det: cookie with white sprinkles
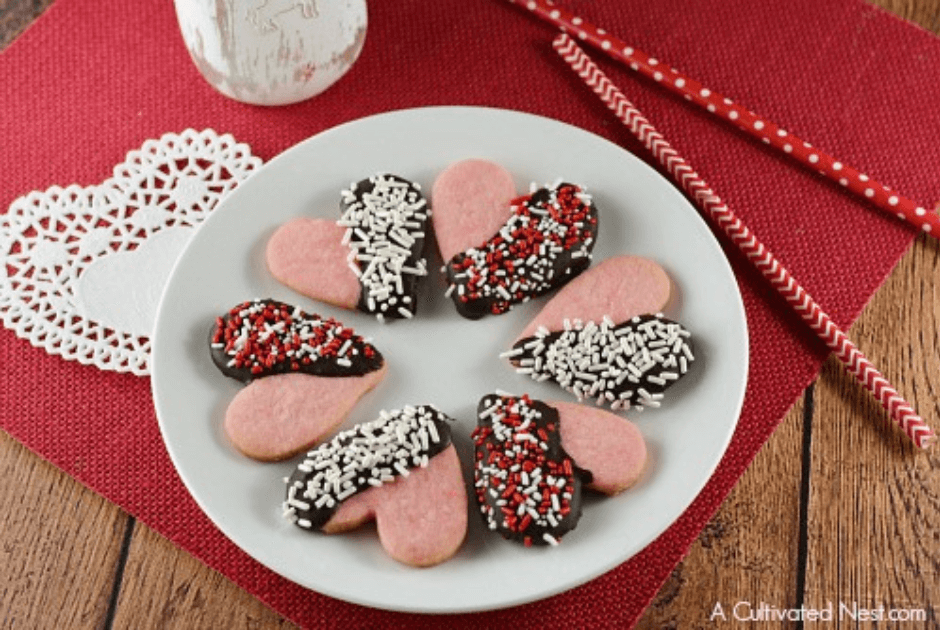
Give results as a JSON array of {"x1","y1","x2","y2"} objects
[
  {"x1": 444, "y1": 181, "x2": 598, "y2": 319},
  {"x1": 506, "y1": 314, "x2": 695, "y2": 411},
  {"x1": 265, "y1": 173, "x2": 431, "y2": 322},
  {"x1": 209, "y1": 299, "x2": 387, "y2": 461},
  {"x1": 284, "y1": 405, "x2": 467, "y2": 567}
]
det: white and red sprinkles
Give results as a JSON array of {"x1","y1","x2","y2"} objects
[
  {"x1": 210, "y1": 299, "x2": 378, "y2": 381},
  {"x1": 283, "y1": 405, "x2": 451, "y2": 531},
  {"x1": 471, "y1": 393, "x2": 582, "y2": 547},
  {"x1": 445, "y1": 181, "x2": 597, "y2": 318},
  {"x1": 504, "y1": 314, "x2": 694, "y2": 411},
  {"x1": 339, "y1": 174, "x2": 430, "y2": 322}
]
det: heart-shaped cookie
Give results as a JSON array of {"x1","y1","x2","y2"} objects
[
  {"x1": 506, "y1": 256, "x2": 695, "y2": 410},
  {"x1": 437, "y1": 164, "x2": 599, "y2": 319},
  {"x1": 267, "y1": 173, "x2": 431, "y2": 322},
  {"x1": 0, "y1": 129, "x2": 261, "y2": 375},
  {"x1": 284, "y1": 405, "x2": 467, "y2": 567},
  {"x1": 471, "y1": 393, "x2": 646, "y2": 547},
  {"x1": 552, "y1": 400, "x2": 647, "y2": 495},
  {"x1": 210, "y1": 299, "x2": 386, "y2": 461},
  {"x1": 266, "y1": 219, "x2": 360, "y2": 310}
]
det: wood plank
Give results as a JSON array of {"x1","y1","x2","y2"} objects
[
  {"x1": 0, "y1": 429, "x2": 127, "y2": 629},
  {"x1": 636, "y1": 397, "x2": 806, "y2": 628},
  {"x1": 111, "y1": 522, "x2": 298, "y2": 630},
  {"x1": 0, "y1": 0, "x2": 55, "y2": 49},
  {"x1": 804, "y1": 237, "x2": 940, "y2": 626},
  {"x1": 874, "y1": 0, "x2": 940, "y2": 33}
]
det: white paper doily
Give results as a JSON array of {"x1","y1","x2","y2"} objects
[{"x1": 0, "y1": 129, "x2": 263, "y2": 376}]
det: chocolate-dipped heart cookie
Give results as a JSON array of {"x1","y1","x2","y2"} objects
[
  {"x1": 210, "y1": 298, "x2": 386, "y2": 461},
  {"x1": 505, "y1": 255, "x2": 695, "y2": 410},
  {"x1": 284, "y1": 404, "x2": 467, "y2": 567},
  {"x1": 267, "y1": 173, "x2": 431, "y2": 322},
  {"x1": 471, "y1": 393, "x2": 647, "y2": 547},
  {"x1": 440, "y1": 175, "x2": 598, "y2": 319}
]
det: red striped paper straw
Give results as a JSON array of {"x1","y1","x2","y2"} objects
[
  {"x1": 553, "y1": 33, "x2": 935, "y2": 449},
  {"x1": 507, "y1": 0, "x2": 940, "y2": 237}
]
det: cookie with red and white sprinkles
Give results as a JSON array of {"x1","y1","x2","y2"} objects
[
  {"x1": 471, "y1": 393, "x2": 588, "y2": 546},
  {"x1": 472, "y1": 393, "x2": 649, "y2": 547},
  {"x1": 284, "y1": 405, "x2": 467, "y2": 567},
  {"x1": 505, "y1": 314, "x2": 694, "y2": 411},
  {"x1": 210, "y1": 298, "x2": 383, "y2": 383},
  {"x1": 444, "y1": 181, "x2": 598, "y2": 319},
  {"x1": 339, "y1": 173, "x2": 431, "y2": 321},
  {"x1": 209, "y1": 299, "x2": 387, "y2": 462}
]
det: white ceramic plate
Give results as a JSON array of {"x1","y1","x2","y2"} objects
[{"x1": 151, "y1": 107, "x2": 748, "y2": 613}]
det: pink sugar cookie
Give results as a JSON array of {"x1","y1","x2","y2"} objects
[
  {"x1": 506, "y1": 257, "x2": 695, "y2": 411},
  {"x1": 210, "y1": 299, "x2": 387, "y2": 461},
  {"x1": 267, "y1": 174, "x2": 431, "y2": 321},
  {"x1": 553, "y1": 400, "x2": 647, "y2": 495},
  {"x1": 324, "y1": 445, "x2": 467, "y2": 567},
  {"x1": 431, "y1": 158, "x2": 516, "y2": 262},
  {"x1": 442, "y1": 181, "x2": 598, "y2": 319},
  {"x1": 516, "y1": 255, "x2": 672, "y2": 340},
  {"x1": 266, "y1": 218, "x2": 360, "y2": 310},
  {"x1": 472, "y1": 393, "x2": 645, "y2": 546},
  {"x1": 224, "y1": 368, "x2": 386, "y2": 461}
]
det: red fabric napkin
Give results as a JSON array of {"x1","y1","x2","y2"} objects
[{"x1": 3, "y1": 0, "x2": 940, "y2": 627}]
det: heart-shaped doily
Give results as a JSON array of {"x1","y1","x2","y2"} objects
[{"x1": 0, "y1": 129, "x2": 262, "y2": 375}]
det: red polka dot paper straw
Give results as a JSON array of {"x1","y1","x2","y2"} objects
[
  {"x1": 507, "y1": 0, "x2": 940, "y2": 237},
  {"x1": 553, "y1": 34, "x2": 935, "y2": 449}
]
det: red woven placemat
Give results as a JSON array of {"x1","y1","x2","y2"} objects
[{"x1": 2, "y1": 1, "x2": 939, "y2": 627}]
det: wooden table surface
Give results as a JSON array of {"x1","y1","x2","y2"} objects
[{"x1": 2, "y1": 1, "x2": 939, "y2": 628}]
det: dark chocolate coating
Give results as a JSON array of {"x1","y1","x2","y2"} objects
[
  {"x1": 510, "y1": 314, "x2": 694, "y2": 407},
  {"x1": 342, "y1": 174, "x2": 430, "y2": 320},
  {"x1": 209, "y1": 298, "x2": 384, "y2": 384}
]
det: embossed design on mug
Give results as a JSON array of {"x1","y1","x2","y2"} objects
[{"x1": 248, "y1": 0, "x2": 319, "y2": 33}]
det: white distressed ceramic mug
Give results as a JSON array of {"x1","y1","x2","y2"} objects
[{"x1": 173, "y1": 0, "x2": 367, "y2": 106}]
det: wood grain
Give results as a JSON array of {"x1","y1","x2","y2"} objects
[
  {"x1": 0, "y1": 429, "x2": 126, "y2": 630},
  {"x1": 636, "y1": 398, "x2": 807, "y2": 629},
  {"x1": 112, "y1": 523, "x2": 297, "y2": 630},
  {"x1": 0, "y1": 0, "x2": 939, "y2": 628},
  {"x1": 804, "y1": 235, "x2": 940, "y2": 627},
  {"x1": 0, "y1": 0, "x2": 54, "y2": 49}
]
